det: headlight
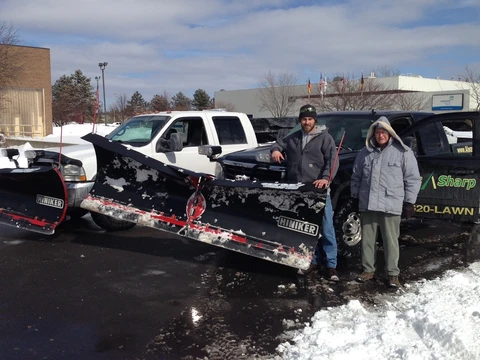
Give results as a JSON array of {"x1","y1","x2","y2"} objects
[
  {"x1": 255, "y1": 152, "x2": 272, "y2": 163},
  {"x1": 24, "y1": 150, "x2": 45, "y2": 159},
  {"x1": 62, "y1": 164, "x2": 87, "y2": 181},
  {"x1": 214, "y1": 162, "x2": 224, "y2": 179}
]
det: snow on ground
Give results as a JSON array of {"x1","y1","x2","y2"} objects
[
  {"x1": 275, "y1": 262, "x2": 480, "y2": 359},
  {"x1": 2, "y1": 123, "x2": 480, "y2": 359}
]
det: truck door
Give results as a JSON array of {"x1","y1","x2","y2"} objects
[
  {"x1": 154, "y1": 116, "x2": 215, "y2": 174},
  {"x1": 399, "y1": 111, "x2": 480, "y2": 223}
]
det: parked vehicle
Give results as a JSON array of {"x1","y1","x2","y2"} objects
[
  {"x1": 0, "y1": 111, "x2": 295, "y2": 232},
  {"x1": 213, "y1": 110, "x2": 479, "y2": 255}
]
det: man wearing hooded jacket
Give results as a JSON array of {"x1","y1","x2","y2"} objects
[
  {"x1": 271, "y1": 104, "x2": 339, "y2": 281},
  {"x1": 351, "y1": 116, "x2": 421, "y2": 288}
]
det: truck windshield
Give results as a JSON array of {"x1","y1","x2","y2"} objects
[
  {"x1": 106, "y1": 115, "x2": 171, "y2": 146},
  {"x1": 284, "y1": 116, "x2": 375, "y2": 151},
  {"x1": 318, "y1": 115, "x2": 375, "y2": 151}
]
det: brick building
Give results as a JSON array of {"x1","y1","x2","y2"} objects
[{"x1": 0, "y1": 45, "x2": 52, "y2": 137}]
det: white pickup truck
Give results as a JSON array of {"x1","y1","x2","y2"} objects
[{"x1": 25, "y1": 110, "x2": 263, "y2": 230}]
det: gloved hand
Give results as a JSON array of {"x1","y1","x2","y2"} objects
[
  {"x1": 351, "y1": 197, "x2": 359, "y2": 213},
  {"x1": 402, "y1": 202, "x2": 415, "y2": 219}
]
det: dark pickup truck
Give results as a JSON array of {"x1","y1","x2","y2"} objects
[{"x1": 214, "y1": 110, "x2": 480, "y2": 255}]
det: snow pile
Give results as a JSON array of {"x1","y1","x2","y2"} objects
[
  {"x1": 0, "y1": 123, "x2": 115, "y2": 168},
  {"x1": 276, "y1": 262, "x2": 480, "y2": 360},
  {"x1": 43, "y1": 123, "x2": 115, "y2": 144},
  {"x1": 7, "y1": 123, "x2": 115, "y2": 145}
]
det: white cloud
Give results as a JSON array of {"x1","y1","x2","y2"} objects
[{"x1": 2, "y1": 0, "x2": 479, "y2": 101}]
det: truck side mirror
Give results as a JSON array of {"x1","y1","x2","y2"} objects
[
  {"x1": 156, "y1": 132, "x2": 183, "y2": 152},
  {"x1": 198, "y1": 145, "x2": 222, "y2": 161},
  {"x1": 403, "y1": 136, "x2": 417, "y2": 156}
]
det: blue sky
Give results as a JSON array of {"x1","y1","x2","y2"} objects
[{"x1": 1, "y1": 0, "x2": 479, "y2": 106}]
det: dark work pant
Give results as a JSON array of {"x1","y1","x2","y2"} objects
[{"x1": 360, "y1": 211, "x2": 401, "y2": 276}]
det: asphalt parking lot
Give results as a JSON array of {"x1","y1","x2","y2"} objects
[{"x1": 0, "y1": 216, "x2": 476, "y2": 360}]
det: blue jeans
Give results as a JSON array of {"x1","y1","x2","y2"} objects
[{"x1": 311, "y1": 193, "x2": 337, "y2": 268}]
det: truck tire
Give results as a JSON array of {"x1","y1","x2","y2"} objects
[
  {"x1": 67, "y1": 208, "x2": 89, "y2": 220},
  {"x1": 334, "y1": 197, "x2": 362, "y2": 258},
  {"x1": 90, "y1": 212, "x2": 137, "y2": 231}
]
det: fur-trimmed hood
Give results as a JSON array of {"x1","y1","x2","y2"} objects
[{"x1": 365, "y1": 116, "x2": 408, "y2": 150}]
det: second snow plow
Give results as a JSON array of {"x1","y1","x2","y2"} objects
[
  {"x1": 0, "y1": 154, "x2": 68, "y2": 234},
  {"x1": 80, "y1": 133, "x2": 327, "y2": 270}
]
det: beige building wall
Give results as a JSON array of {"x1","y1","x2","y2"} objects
[
  {"x1": 0, "y1": 45, "x2": 52, "y2": 137},
  {"x1": 215, "y1": 75, "x2": 478, "y2": 117}
]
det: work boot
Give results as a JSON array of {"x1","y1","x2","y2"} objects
[
  {"x1": 355, "y1": 272, "x2": 375, "y2": 283},
  {"x1": 297, "y1": 263, "x2": 319, "y2": 276},
  {"x1": 326, "y1": 267, "x2": 340, "y2": 282},
  {"x1": 388, "y1": 276, "x2": 401, "y2": 288}
]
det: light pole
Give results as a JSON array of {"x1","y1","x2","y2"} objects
[
  {"x1": 113, "y1": 93, "x2": 117, "y2": 123},
  {"x1": 95, "y1": 75, "x2": 101, "y2": 89},
  {"x1": 94, "y1": 76, "x2": 101, "y2": 123},
  {"x1": 98, "y1": 62, "x2": 108, "y2": 124}
]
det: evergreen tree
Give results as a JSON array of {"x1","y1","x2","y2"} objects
[
  {"x1": 52, "y1": 69, "x2": 95, "y2": 125},
  {"x1": 151, "y1": 92, "x2": 171, "y2": 111},
  {"x1": 171, "y1": 92, "x2": 192, "y2": 110},
  {"x1": 126, "y1": 91, "x2": 148, "y2": 116},
  {"x1": 192, "y1": 89, "x2": 211, "y2": 110}
]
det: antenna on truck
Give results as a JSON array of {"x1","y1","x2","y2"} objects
[{"x1": 328, "y1": 131, "x2": 346, "y2": 184}]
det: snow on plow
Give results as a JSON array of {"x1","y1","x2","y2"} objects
[
  {"x1": 80, "y1": 133, "x2": 327, "y2": 270},
  {"x1": 0, "y1": 165, "x2": 68, "y2": 234}
]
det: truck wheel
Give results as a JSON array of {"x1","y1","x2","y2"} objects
[
  {"x1": 67, "y1": 208, "x2": 88, "y2": 220},
  {"x1": 334, "y1": 197, "x2": 362, "y2": 258},
  {"x1": 90, "y1": 212, "x2": 137, "y2": 231}
]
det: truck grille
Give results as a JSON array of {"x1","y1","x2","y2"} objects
[{"x1": 222, "y1": 160, "x2": 285, "y2": 182}]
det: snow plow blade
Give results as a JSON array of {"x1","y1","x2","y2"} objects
[
  {"x1": 0, "y1": 166, "x2": 68, "y2": 234},
  {"x1": 80, "y1": 134, "x2": 327, "y2": 270}
]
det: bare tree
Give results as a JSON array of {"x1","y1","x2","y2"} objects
[
  {"x1": 394, "y1": 92, "x2": 430, "y2": 111},
  {"x1": 213, "y1": 100, "x2": 236, "y2": 112},
  {"x1": 0, "y1": 22, "x2": 24, "y2": 111},
  {"x1": 311, "y1": 73, "x2": 398, "y2": 112},
  {"x1": 109, "y1": 93, "x2": 129, "y2": 122},
  {"x1": 371, "y1": 65, "x2": 401, "y2": 78},
  {"x1": 257, "y1": 71, "x2": 298, "y2": 117},
  {"x1": 462, "y1": 64, "x2": 480, "y2": 111}
]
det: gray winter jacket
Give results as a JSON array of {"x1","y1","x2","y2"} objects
[
  {"x1": 350, "y1": 117, "x2": 421, "y2": 215},
  {"x1": 271, "y1": 125, "x2": 338, "y2": 183}
]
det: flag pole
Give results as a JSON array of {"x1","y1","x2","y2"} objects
[{"x1": 360, "y1": 72, "x2": 364, "y2": 96}]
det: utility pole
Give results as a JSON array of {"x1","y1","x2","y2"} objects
[{"x1": 98, "y1": 62, "x2": 108, "y2": 125}]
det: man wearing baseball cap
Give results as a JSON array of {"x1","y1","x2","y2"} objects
[{"x1": 271, "y1": 104, "x2": 339, "y2": 281}]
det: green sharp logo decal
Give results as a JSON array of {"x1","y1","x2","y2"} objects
[
  {"x1": 421, "y1": 172, "x2": 476, "y2": 191},
  {"x1": 420, "y1": 172, "x2": 436, "y2": 190}
]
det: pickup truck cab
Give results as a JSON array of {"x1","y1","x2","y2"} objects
[
  {"x1": 26, "y1": 110, "x2": 260, "y2": 228},
  {"x1": 212, "y1": 110, "x2": 480, "y2": 255}
]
